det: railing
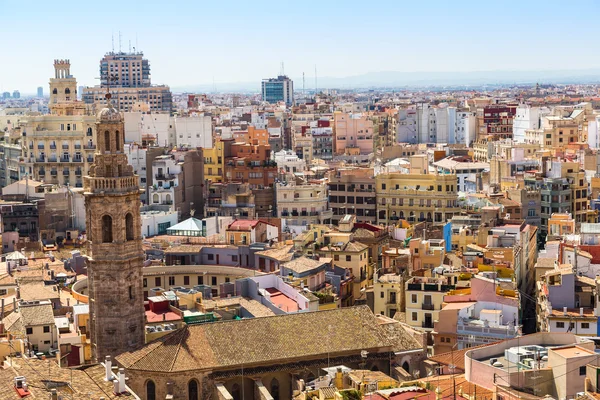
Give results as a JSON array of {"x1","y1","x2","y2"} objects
[
  {"x1": 63, "y1": 170, "x2": 70, "y2": 176},
  {"x1": 50, "y1": 171, "x2": 57, "y2": 176},
  {"x1": 75, "y1": 170, "x2": 82, "y2": 176},
  {"x1": 422, "y1": 303, "x2": 435, "y2": 310},
  {"x1": 156, "y1": 173, "x2": 175, "y2": 180},
  {"x1": 73, "y1": 157, "x2": 83, "y2": 163},
  {"x1": 457, "y1": 323, "x2": 519, "y2": 338},
  {"x1": 422, "y1": 321, "x2": 434, "y2": 329},
  {"x1": 49, "y1": 145, "x2": 57, "y2": 150},
  {"x1": 74, "y1": 145, "x2": 81, "y2": 149},
  {"x1": 60, "y1": 157, "x2": 70, "y2": 162},
  {"x1": 84, "y1": 144, "x2": 96, "y2": 150},
  {"x1": 87, "y1": 157, "x2": 94, "y2": 162}
]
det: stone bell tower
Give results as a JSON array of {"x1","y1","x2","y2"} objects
[{"x1": 84, "y1": 92, "x2": 145, "y2": 362}]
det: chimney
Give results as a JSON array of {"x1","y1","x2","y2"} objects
[
  {"x1": 50, "y1": 389, "x2": 58, "y2": 400},
  {"x1": 563, "y1": 306, "x2": 568, "y2": 316},
  {"x1": 118, "y1": 368, "x2": 126, "y2": 393},
  {"x1": 334, "y1": 367, "x2": 344, "y2": 389},
  {"x1": 12, "y1": 298, "x2": 16, "y2": 313},
  {"x1": 104, "y1": 356, "x2": 112, "y2": 381},
  {"x1": 580, "y1": 307, "x2": 584, "y2": 316}
]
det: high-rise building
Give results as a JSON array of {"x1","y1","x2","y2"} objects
[
  {"x1": 261, "y1": 75, "x2": 294, "y2": 106},
  {"x1": 84, "y1": 93, "x2": 145, "y2": 361},
  {"x1": 83, "y1": 51, "x2": 172, "y2": 113},
  {"x1": 99, "y1": 51, "x2": 150, "y2": 87},
  {"x1": 37, "y1": 87, "x2": 43, "y2": 97},
  {"x1": 2, "y1": 92, "x2": 10, "y2": 99},
  {"x1": 12, "y1": 90, "x2": 20, "y2": 99}
]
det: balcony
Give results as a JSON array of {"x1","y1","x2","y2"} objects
[
  {"x1": 422, "y1": 321, "x2": 434, "y2": 329},
  {"x1": 38, "y1": 170, "x2": 45, "y2": 176},
  {"x1": 50, "y1": 171, "x2": 57, "y2": 176},
  {"x1": 49, "y1": 145, "x2": 57, "y2": 150},
  {"x1": 62, "y1": 145, "x2": 69, "y2": 150},
  {"x1": 73, "y1": 157, "x2": 83, "y2": 163},
  {"x1": 422, "y1": 303, "x2": 435, "y2": 311},
  {"x1": 84, "y1": 144, "x2": 96, "y2": 150},
  {"x1": 63, "y1": 170, "x2": 70, "y2": 176},
  {"x1": 87, "y1": 157, "x2": 94, "y2": 163},
  {"x1": 74, "y1": 144, "x2": 81, "y2": 150},
  {"x1": 75, "y1": 170, "x2": 82, "y2": 176},
  {"x1": 60, "y1": 156, "x2": 70, "y2": 163},
  {"x1": 457, "y1": 320, "x2": 519, "y2": 339},
  {"x1": 36, "y1": 157, "x2": 45, "y2": 162},
  {"x1": 156, "y1": 173, "x2": 175, "y2": 180}
]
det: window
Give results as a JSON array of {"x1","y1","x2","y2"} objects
[
  {"x1": 556, "y1": 321, "x2": 565, "y2": 328},
  {"x1": 105, "y1": 130, "x2": 111, "y2": 152},
  {"x1": 126, "y1": 213, "x2": 134, "y2": 241},
  {"x1": 411, "y1": 312, "x2": 418, "y2": 321},
  {"x1": 198, "y1": 276, "x2": 204, "y2": 285},
  {"x1": 232, "y1": 255, "x2": 238, "y2": 262},
  {"x1": 189, "y1": 380, "x2": 199, "y2": 400},
  {"x1": 26, "y1": 327, "x2": 33, "y2": 335},
  {"x1": 225, "y1": 277, "x2": 230, "y2": 283},
  {"x1": 211, "y1": 277, "x2": 217, "y2": 286},
  {"x1": 146, "y1": 380, "x2": 156, "y2": 400},
  {"x1": 143, "y1": 278, "x2": 147, "y2": 288},
  {"x1": 345, "y1": 255, "x2": 351, "y2": 262},
  {"x1": 580, "y1": 366, "x2": 586, "y2": 376},
  {"x1": 102, "y1": 215, "x2": 113, "y2": 243},
  {"x1": 184, "y1": 276, "x2": 190, "y2": 285},
  {"x1": 380, "y1": 292, "x2": 384, "y2": 298},
  {"x1": 155, "y1": 277, "x2": 161, "y2": 286},
  {"x1": 582, "y1": 322, "x2": 590, "y2": 329},
  {"x1": 334, "y1": 255, "x2": 339, "y2": 261},
  {"x1": 43, "y1": 326, "x2": 50, "y2": 333},
  {"x1": 381, "y1": 183, "x2": 386, "y2": 190},
  {"x1": 129, "y1": 285, "x2": 133, "y2": 300},
  {"x1": 168, "y1": 276, "x2": 175, "y2": 286},
  {"x1": 207, "y1": 254, "x2": 214, "y2": 261},
  {"x1": 412, "y1": 294, "x2": 417, "y2": 303}
]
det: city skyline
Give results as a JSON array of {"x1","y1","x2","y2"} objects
[{"x1": 2, "y1": 0, "x2": 600, "y2": 93}]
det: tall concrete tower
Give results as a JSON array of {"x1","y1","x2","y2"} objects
[{"x1": 84, "y1": 92, "x2": 145, "y2": 362}]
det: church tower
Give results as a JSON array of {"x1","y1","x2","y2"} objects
[{"x1": 84, "y1": 93, "x2": 145, "y2": 362}]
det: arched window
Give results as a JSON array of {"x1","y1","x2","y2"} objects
[
  {"x1": 115, "y1": 130, "x2": 120, "y2": 151},
  {"x1": 153, "y1": 194, "x2": 159, "y2": 204},
  {"x1": 231, "y1": 384, "x2": 240, "y2": 400},
  {"x1": 65, "y1": 88, "x2": 70, "y2": 94},
  {"x1": 270, "y1": 378, "x2": 280, "y2": 400},
  {"x1": 402, "y1": 361, "x2": 410, "y2": 373},
  {"x1": 102, "y1": 215, "x2": 113, "y2": 243},
  {"x1": 126, "y1": 213, "x2": 134, "y2": 241},
  {"x1": 146, "y1": 380, "x2": 156, "y2": 400},
  {"x1": 188, "y1": 380, "x2": 199, "y2": 400},
  {"x1": 52, "y1": 88, "x2": 57, "y2": 95},
  {"x1": 165, "y1": 194, "x2": 172, "y2": 204},
  {"x1": 104, "y1": 130, "x2": 110, "y2": 152}
]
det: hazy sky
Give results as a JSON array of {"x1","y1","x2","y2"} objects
[{"x1": 2, "y1": 0, "x2": 600, "y2": 93}]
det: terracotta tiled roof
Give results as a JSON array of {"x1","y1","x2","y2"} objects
[
  {"x1": 118, "y1": 306, "x2": 421, "y2": 372},
  {"x1": 20, "y1": 302, "x2": 55, "y2": 326},
  {"x1": 255, "y1": 244, "x2": 294, "y2": 262},
  {"x1": 2, "y1": 311, "x2": 23, "y2": 334},
  {"x1": 282, "y1": 256, "x2": 324, "y2": 274}
]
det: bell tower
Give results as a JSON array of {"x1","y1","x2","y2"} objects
[{"x1": 84, "y1": 92, "x2": 145, "y2": 362}]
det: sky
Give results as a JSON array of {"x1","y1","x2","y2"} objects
[{"x1": 2, "y1": 0, "x2": 600, "y2": 94}]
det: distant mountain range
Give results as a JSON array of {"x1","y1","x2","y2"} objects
[{"x1": 172, "y1": 68, "x2": 600, "y2": 93}]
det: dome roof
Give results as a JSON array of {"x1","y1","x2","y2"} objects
[{"x1": 97, "y1": 103, "x2": 122, "y2": 122}]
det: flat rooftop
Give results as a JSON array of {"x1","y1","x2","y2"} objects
[{"x1": 266, "y1": 287, "x2": 299, "y2": 312}]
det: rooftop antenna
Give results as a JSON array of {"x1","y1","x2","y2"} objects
[
  {"x1": 136, "y1": 33, "x2": 138, "y2": 53},
  {"x1": 280, "y1": 61, "x2": 284, "y2": 77},
  {"x1": 129, "y1": 40, "x2": 131, "y2": 53},
  {"x1": 303, "y1": 72, "x2": 305, "y2": 97},
  {"x1": 111, "y1": 32, "x2": 114, "y2": 53},
  {"x1": 315, "y1": 65, "x2": 318, "y2": 96},
  {"x1": 118, "y1": 31, "x2": 122, "y2": 53}
]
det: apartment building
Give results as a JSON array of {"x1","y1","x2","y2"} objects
[
  {"x1": 276, "y1": 178, "x2": 332, "y2": 226},
  {"x1": 82, "y1": 51, "x2": 172, "y2": 113},
  {"x1": 204, "y1": 137, "x2": 231, "y2": 183},
  {"x1": 373, "y1": 274, "x2": 403, "y2": 318},
  {"x1": 328, "y1": 167, "x2": 377, "y2": 224},
  {"x1": 405, "y1": 276, "x2": 453, "y2": 332},
  {"x1": 334, "y1": 112, "x2": 374, "y2": 155},
  {"x1": 376, "y1": 156, "x2": 460, "y2": 226}
]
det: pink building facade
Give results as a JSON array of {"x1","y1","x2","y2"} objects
[{"x1": 334, "y1": 112, "x2": 374, "y2": 155}]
